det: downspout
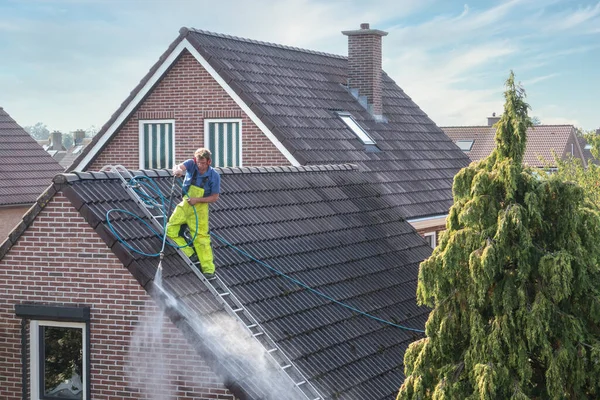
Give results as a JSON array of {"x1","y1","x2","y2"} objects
[{"x1": 21, "y1": 319, "x2": 27, "y2": 400}]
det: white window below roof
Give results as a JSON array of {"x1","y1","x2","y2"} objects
[
  {"x1": 139, "y1": 120, "x2": 175, "y2": 169},
  {"x1": 423, "y1": 231, "x2": 437, "y2": 249},
  {"x1": 204, "y1": 119, "x2": 242, "y2": 167},
  {"x1": 456, "y1": 140, "x2": 474, "y2": 152},
  {"x1": 336, "y1": 112, "x2": 375, "y2": 145},
  {"x1": 30, "y1": 320, "x2": 88, "y2": 400}
]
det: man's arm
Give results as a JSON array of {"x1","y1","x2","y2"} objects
[{"x1": 187, "y1": 193, "x2": 219, "y2": 205}]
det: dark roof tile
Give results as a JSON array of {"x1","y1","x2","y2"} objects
[
  {"x1": 49, "y1": 166, "x2": 429, "y2": 399},
  {"x1": 0, "y1": 107, "x2": 63, "y2": 206}
]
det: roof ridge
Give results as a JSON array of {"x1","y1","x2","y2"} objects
[
  {"x1": 185, "y1": 27, "x2": 347, "y2": 60},
  {"x1": 53, "y1": 164, "x2": 360, "y2": 183},
  {"x1": 216, "y1": 164, "x2": 358, "y2": 175}
]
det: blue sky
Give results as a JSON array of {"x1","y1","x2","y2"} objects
[{"x1": 1, "y1": 0, "x2": 599, "y2": 133}]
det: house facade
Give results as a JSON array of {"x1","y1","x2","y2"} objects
[
  {"x1": 0, "y1": 107, "x2": 63, "y2": 241},
  {"x1": 1, "y1": 165, "x2": 431, "y2": 400},
  {"x1": 69, "y1": 25, "x2": 470, "y2": 246},
  {"x1": 442, "y1": 116, "x2": 586, "y2": 168}
]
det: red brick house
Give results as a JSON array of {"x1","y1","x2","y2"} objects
[
  {"x1": 0, "y1": 107, "x2": 63, "y2": 241},
  {"x1": 68, "y1": 24, "x2": 469, "y2": 247},
  {"x1": 1, "y1": 165, "x2": 431, "y2": 400}
]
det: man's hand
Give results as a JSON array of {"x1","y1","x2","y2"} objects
[
  {"x1": 186, "y1": 194, "x2": 220, "y2": 206},
  {"x1": 173, "y1": 164, "x2": 185, "y2": 177}
]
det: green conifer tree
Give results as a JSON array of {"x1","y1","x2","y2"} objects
[{"x1": 398, "y1": 71, "x2": 600, "y2": 400}]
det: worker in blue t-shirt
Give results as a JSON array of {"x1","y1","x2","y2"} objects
[{"x1": 167, "y1": 148, "x2": 221, "y2": 279}]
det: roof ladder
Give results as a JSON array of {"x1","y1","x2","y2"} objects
[{"x1": 103, "y1": 166, "x2": 323, "y2": 400}]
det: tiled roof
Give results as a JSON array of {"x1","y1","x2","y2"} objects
[
  {"x1": 442, "y1": 125, "x2": 582, "y2": 167},
  {"x1": 0, "y1": 107, "x2": 63, "y2": 206},
  {"x1": 5, "y1": 165, "x2": 430, "y2": 400},
  {"x1": 69, "y1": 28, "x2": 470, "y2": 220}
]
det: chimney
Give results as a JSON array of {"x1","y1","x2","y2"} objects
[
  {"x1": 342, "y1": 23, "x2": 388, "y2": 118},
  {"x1": 74, "y1": 129, "x2": 86, "y2": 145},
  {"x1": 50, "y1": 130, "x2": 63, "y2": 151},
  {"x1": 487, "y1": 112, "x2": 501, "y2": 126}
]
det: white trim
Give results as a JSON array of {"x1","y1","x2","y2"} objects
[
  {"x1": 204, "y1": 118, "x2": 243, "y2": 167},
  {"x1": 407, "y1": 214, "x2": 447, "y2": 231},
  {"x1": 336, "y1": 112, "x2": 375, "y2": 144},
  {"x1": 30, "y1": 320, "x2": 88, "y2": 400},
  {"x1": 138, "y1": 119, "x2": 176, "y2": 169},
  {"x1": 423, "y1": 231, "x2": 437, "y2": 249},
  {"x1": 75, "y1": 38, "x2": 300, "y2": 171}
]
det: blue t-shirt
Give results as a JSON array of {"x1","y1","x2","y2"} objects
[{"x1": 182, "y1": 159, "x2": 221, "y2": 197}]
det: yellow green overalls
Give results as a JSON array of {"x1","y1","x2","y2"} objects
[{"x1": 166, "y1": 184, "x2": 215, "y2": 274}]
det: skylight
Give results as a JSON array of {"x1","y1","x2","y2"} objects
[
  {"x1": 585, "y1": 144, "x2": 592, "y2": 150},
  {"x1": 337, "y1": 112, "x2": 375, "y2": 145},
  {"x1": 456, "y1": 140, "x2": 474, "y2": 152}
]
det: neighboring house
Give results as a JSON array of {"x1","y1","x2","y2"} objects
[
  {"x1": 0, "y1": 106, "x2": 63, "y2": 241},
  {"x1": 67, "y1": 24, "x2": 470, "y2": 245},
  {"x1": 40, "y1": 130, "x2": 92, "y2": 169},
  {"x1": 1, "y1": 165, "x2": 432, "y2": 400},
  {"x1": 578, "y1": 130, "x2": 600, "y2": 166},
  {"x1": 442, "y1": 115, "x2": 586, "y2": 169}
]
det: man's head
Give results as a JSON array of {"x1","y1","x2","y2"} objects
[{"x1": 194, "y1": 148, "x2": 212, "y2": 173}]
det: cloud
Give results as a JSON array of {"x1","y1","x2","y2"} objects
[{"x1": 0, "y1": 0, "x2": 598, "y2": 132}]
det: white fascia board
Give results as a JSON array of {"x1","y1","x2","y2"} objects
[
  {"x1": 75, "y1": 38, "x2": 299, "y2": 171},
  {"x1": 407, "y1": 214, "x2": 447, "y2": 231},
  {"x1": 184, "y1": 39, "x2": 300, "y2": 166}
]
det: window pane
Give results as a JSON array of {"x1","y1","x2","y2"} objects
[
  {"x1": 456, "y1": 140, "x2": 474, "y2": 151},
  {"x1": 41, "y1": 326, "x2": 83, "y2": 399},
  {"x1": 207, "y1": 121, "x2": 241, "y2": 167},
  {"x1": 338, "y1": 114, "x2": 375, "y2": 145}
]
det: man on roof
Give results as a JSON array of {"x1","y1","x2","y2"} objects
[{"x1": 167, "y1": 148, "x2": 220, "y2": 279}]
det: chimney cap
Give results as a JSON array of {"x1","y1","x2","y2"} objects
[{"x1": 342, "y1": 23, "x2": 388, "y2": 37}]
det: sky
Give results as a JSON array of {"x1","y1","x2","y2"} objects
[{"x1": 1, "y1": 0, "x2": 599, "y2": 134}]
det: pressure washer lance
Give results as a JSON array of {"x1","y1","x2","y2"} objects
[{"x1": 157, "y1": 172, "x2": 179, "y2": 272}]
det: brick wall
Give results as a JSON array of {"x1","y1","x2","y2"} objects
[
  {"x1": 0, "y1": 192, "x2": 234, "y2": 400},
  {"x1": 0, "y1": 205, "x2": 29, "y2": 242},
  {"x1": 89, "y1": 50, "x2": 290, "y2": 171}
]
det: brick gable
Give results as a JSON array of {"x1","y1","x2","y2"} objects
[
  {"x1": 0, "y1": 192, "x2": 233, "y2": 400},
  {"x1": 89, "y1": 50, "x2": 290, "y2": 171}
]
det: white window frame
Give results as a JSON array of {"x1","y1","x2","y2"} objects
[
  {"x1": 204, "y1": 118, "x2": 243, "y2": 167},
  {"x1": 424, "y1": 231, "x2": 437, "y2": 249},
  {"x1": 138, "y1": 119, "x2": 176, "y2": 170},
  {"x1": 336, "y1": 112, "x2": 375, "y2": 145},
  {"x1": 30, "y1": 320, "x2": 88, "y2": 400},
  {"x1": 456, "y1": 140, "x2": 474, "y2": 151}
]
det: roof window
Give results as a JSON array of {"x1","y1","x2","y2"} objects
[
  {"x1": 585, "y1": 144, "x2": 592, "y2": 150},
  {"x1": 456, "y1": 140, "x2": 474, "y2": 151},
  {"x1": 336, "y1": 112, "x2": 375, "y2": 145}
]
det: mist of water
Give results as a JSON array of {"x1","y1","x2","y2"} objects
[{"x1": 126, "y1": 267, "x2": 304, "y2": 400}]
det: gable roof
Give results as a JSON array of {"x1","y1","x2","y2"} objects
[
  {"x1": 0, "y1": 107, "x2": 64, "y2": 206},
  {"x1": 1, "y1": 164, "x2": 430, "y2": 400},
  {"x1": 442, "y1": 124, "x2": 584, "y2": 167},
  {"x1": 68, "y1": 27, "x2": 470, "y2": 221}
]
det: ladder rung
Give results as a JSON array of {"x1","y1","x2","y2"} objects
[
  {"x1": 232, "y1": 308, "x2": 243, "y2": 313},
  {"x1": 296, "y1": 381, "x2": 306, "y2": 386},
  {"x1": 219, "y1": 292, "x2": 231, "y2": 297},
  {"x1": 282, "y1": 364, "x2": 291, "y2": 370},
  {"x1": 267, "y1": 348, "x2": 278, "y2": 353},
  {"x1": 247, "y1": 324, "x2": 257, "y2": 329},
  {"x1": 253, "y1": 332, "x2": 264, "y2": 337}
]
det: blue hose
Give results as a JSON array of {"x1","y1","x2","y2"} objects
[
  {"x1": 107, "y1": 173, "x2": 426, "y2": 333},
  {"x1": 105, "y1": 174, "x2": 198, "y2": 257}
]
